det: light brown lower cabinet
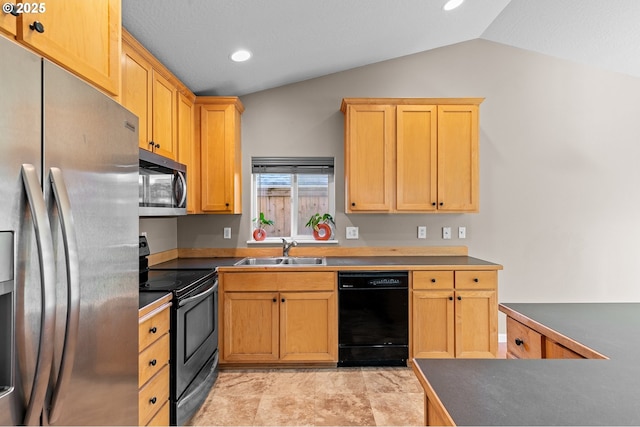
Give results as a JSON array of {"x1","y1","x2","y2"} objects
[
  {"x1": 411, "y1": 270, "x2": 497, "y2": 358},
  {"x1": 220, "y1": 272, "x2": 337, "y2": 364},
  {"x1": 138, "y1": 302, "x2": 171, "y2": 426}
]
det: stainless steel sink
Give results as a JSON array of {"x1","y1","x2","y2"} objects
[
  {"x1": 234, "y1": 256, "x2": 326, "y2": 266},
  {"x1": 280, "y1": 257, "x2": 325, "y2": 265}
]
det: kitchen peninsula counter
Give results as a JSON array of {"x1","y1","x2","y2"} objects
[{"x1": 413, "y1": 303, "x2": 640, "y2": 426}]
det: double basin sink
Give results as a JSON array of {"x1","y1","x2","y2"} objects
[{"x1": 234, "y1": 256, "x2": 326, "y2": 266}]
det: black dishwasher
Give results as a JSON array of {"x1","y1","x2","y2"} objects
[{"x1": 338, "y1": 271, "x2": 409, "y2": 366}]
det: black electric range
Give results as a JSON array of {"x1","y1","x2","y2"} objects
[{"x1": 140, "y1": 269, "x2": 217, "y2": 298}]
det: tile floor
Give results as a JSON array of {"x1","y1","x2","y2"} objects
[
  {"x1": 187, "y1": 367, "x2": 424, "y2": 426},
  {"x1": 188, "y1": 344, "x2": 506, "y2": 426}
]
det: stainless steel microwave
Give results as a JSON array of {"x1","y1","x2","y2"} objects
[{"x1": 139, "y1": 149, "x2": 187, "y2": 216}]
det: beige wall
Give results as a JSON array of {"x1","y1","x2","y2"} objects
[{"x1": 174, "y1": 39, "x2": 640, "y2": 311}]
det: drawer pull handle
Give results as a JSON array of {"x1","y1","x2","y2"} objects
[
  {"x1": 473, "y1": 278, "x2": 479, "y2": 282},
  {"x1": 431, "y1": 278, "x2": 436, "y2": 283},
  {"x1": 515, "y1": 338, "x2": 524, "y2": 346},
  {"x1": 149, "y1": 359, "x2": 157, "y2": 366},
  {"x1": 149, "y1": 397, "x2": 157, "y2": 405},
  {"x1": 149, "y1": 327, "x2": 157, "y2": 334}
]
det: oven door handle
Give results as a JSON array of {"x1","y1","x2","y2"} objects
[{"x1": 178, "y1": 279, "x2": 218, "y2": 307}]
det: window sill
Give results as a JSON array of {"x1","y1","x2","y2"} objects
[{"x1": 246, "y1": 239, "x2": 339, "y2": 245}]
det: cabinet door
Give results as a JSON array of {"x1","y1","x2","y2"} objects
[
  {"x1": 345, "y1": 104, "x2": 394, "y2": 212},
  {"x1": 177, "y1": 92, "x2": 197, "y2": 213},
  {"x1": 151, "y1": 70, "x2": 177, "y2": 160},
  {"x1": 454, "y1": 290, "x2": 497, "y2": 358},
  {"x1": 121, "y1": 43, "x2": 152, "y2": 151},
  {"x1": 279, "y1": 291, "x2": 337, "y2": 362},
  {"x1": 200, "y1": 103, "x2": 242, "y2": 213},
  {"x1": 17, "y1": 0, "x2": 120, "y2": 95},
  {"x1": 1, "y1": 5, "x2": 17, "y2": 36},
  {"x1": 412, "y1": 290, "x2": 455, "y2": 358},
  {"x1": 223, "y1": 292, "x2": 279, "y2": 362},
  {"x1": 437, "y1": 105, "x2": 479, "y2": 212},
  {"x1": 396, "y1": 105, "x2": 438, "y2": 211}
]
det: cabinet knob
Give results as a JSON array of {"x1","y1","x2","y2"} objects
[
  {"x1": 272, "y1": 298, "x2": 277, "y2": 303},
  {"x1": 149, "y1": 397, "x2": 157, "y2": 405},
  {"x1": 515, "y1": 338, "x2": 524, "y2": 346},
  {"x1": 457, "y1": 296, "x2": 462, "y2": 300},
  {"x1": 29, "y1": 21, "x2": 44, "y2": 33},
  {"x1": 351, "y1": 202, "x2": 356, "y2": 207},
  {"x1": 439, "y1": 202, "x2": 444, "y2": 206},
  {"x1": 154, "y1": 143, "x2": 160, "y2": 149},
  {"x1": 432, "y1": 202, "x2": 436, "y2": 206},
  {"x1": 281, "y1": 298, "x2": 285, "y2": 303},
  {"x1": 448, "y1": 296, "x2": 453, "y2": 301},
  {"x1": 473, "y1": 278, "x2": 479, "y2": 283},
  {"x1": 5, "y1": 4, "x2": 19, "y2": 16},
  {"x1": 431, "y1": 278, "x2": 436, "y2": 283},
  {"x1": 149, "y1": 326, "x2": 157, "y2": 334},
  {"x1": 149, "y1": 359, "x2": 157, "y2": 366},
  {"x1": 225, "y1": 203, "x2": 229, "y2": 207}
]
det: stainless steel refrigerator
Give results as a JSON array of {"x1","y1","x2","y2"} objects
[{"x1": 0, "y1": 37, "x2": 139, "y2": 425}]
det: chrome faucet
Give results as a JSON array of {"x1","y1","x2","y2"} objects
[{"x1": 282, "y1": 238, "x2": 297, "y2": 257}]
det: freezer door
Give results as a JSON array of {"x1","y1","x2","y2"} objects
[
  {"x1": 42, "y1": 61, "x2": 139, "y2": 426},
  {"x1": 0, "y1": 38, "x2": 45, "y2": 427}
]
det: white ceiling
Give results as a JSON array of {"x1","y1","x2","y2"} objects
[{"x1": 122, "y1": 0, "x2": 640, "y2": 96}]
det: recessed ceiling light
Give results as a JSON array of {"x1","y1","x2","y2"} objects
[
  {"x1": 230, "y1": 49, "x2": 252, "y2": 62},
  {"x1": 443, "y1": 0, "x2": 464, "y2": 11}
]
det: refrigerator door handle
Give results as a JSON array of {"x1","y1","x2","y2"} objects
[
  {"x1": 46, "y1": 168, "x2": 80, "y2": 424},
  {"x1": 20, "y1": 164, "x2": 57, "y2": 426}
]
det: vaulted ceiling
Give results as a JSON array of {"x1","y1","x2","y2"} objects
[{"x1": 122, "y1": 0, "x2": 640, "y2": 96}]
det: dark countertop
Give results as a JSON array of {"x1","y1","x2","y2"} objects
[
  {"x1": 414, "y1": 303, "x2": 640, "y2": 426},
  {"x1": 151, "y1": 256, "x2": 501, "y2": 271},
  {"x1": 139, "y1": 291, "x2": 172, "y2": 310},
  {"x1": 151, "y1": 257, "x2": 243, "y2": 270},
  {"x1": 324, "y1": 255, "x2": 499, "y2": 267}
]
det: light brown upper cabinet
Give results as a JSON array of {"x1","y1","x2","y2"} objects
[
  {"x1": 196, "y1": 97, "x2": 244, "y2": 214},
  {"x1": 13, "y1": 0, "x2": 120, "y2": 95},
  {"x1": 177, "y1": 92, "x2": 197, "y2": 214},
  {"x1": 341, "y1": 98, "x2": 483, "y2": 213},
  {"x1": 1, "y1": 4, "x2": 18, "y2": 36},
  {"x1": 121, "y1": 29, "x2": 181, "y2": 160}
]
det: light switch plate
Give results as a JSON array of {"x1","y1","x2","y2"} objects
[
  {"x1": 223, "y1": 227, "x2": 231, "y2": 239},
  {"x1": 458, "y1": 227, "x2": 466, "y2": 239},
  {"x1": 346, "y1": 226, "x2": 359, "y2": 239},
  {"x1": 417, "y1": 226, "x2": 427, "y2": 239}
]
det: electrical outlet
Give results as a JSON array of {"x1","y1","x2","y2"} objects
[
  {"x1": 417, "y1": 226, "x2": 427, "y2": 239},
  {"x1": 442, "y1": 227, "x2": 452, "y2": 240},
  {"x1": 346, "y1": 226, "x2": 359, "y2": 239},
  {"x1": 223, "y1": 227, "x2": 231, "y2": 239},
  {"x1": 458, "y1": 226, "x2": 466, "y2": 239}
]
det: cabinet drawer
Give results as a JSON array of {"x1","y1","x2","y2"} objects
[
  {"x1": 139, "y1": 306, "x2": 170, "y2": 351},
  {"x1": 139, "y1": 333, "x2": 169, "y2": 387},
  {"x1": 413, "y1": 271, "x2": 454, "y2": 290},
  {"x1": 455, "y1": 271, "x2": 496, "y2": 289},
  {"x1": 146, "y1": 401, "x2": 169, "y2": 426},
  {"x1": 139, "y1": 364, "x2": 169, "y2": 426},
  {"x1": 545, "y1": 339, "x2": 585, "y2": 359},
  {"x1": 223, "y1": 272, "x2": 334, "y2": 291},
  {"x1": 278, "y1": 272, "x2": 334, "y2": 291},
  {"x1": 506, "y1": 317, "x2": 542, "y2": 359}
]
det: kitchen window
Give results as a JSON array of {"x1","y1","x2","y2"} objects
[{"x1": 251, "y1": 157, "x2": 335, "y2": 241}]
